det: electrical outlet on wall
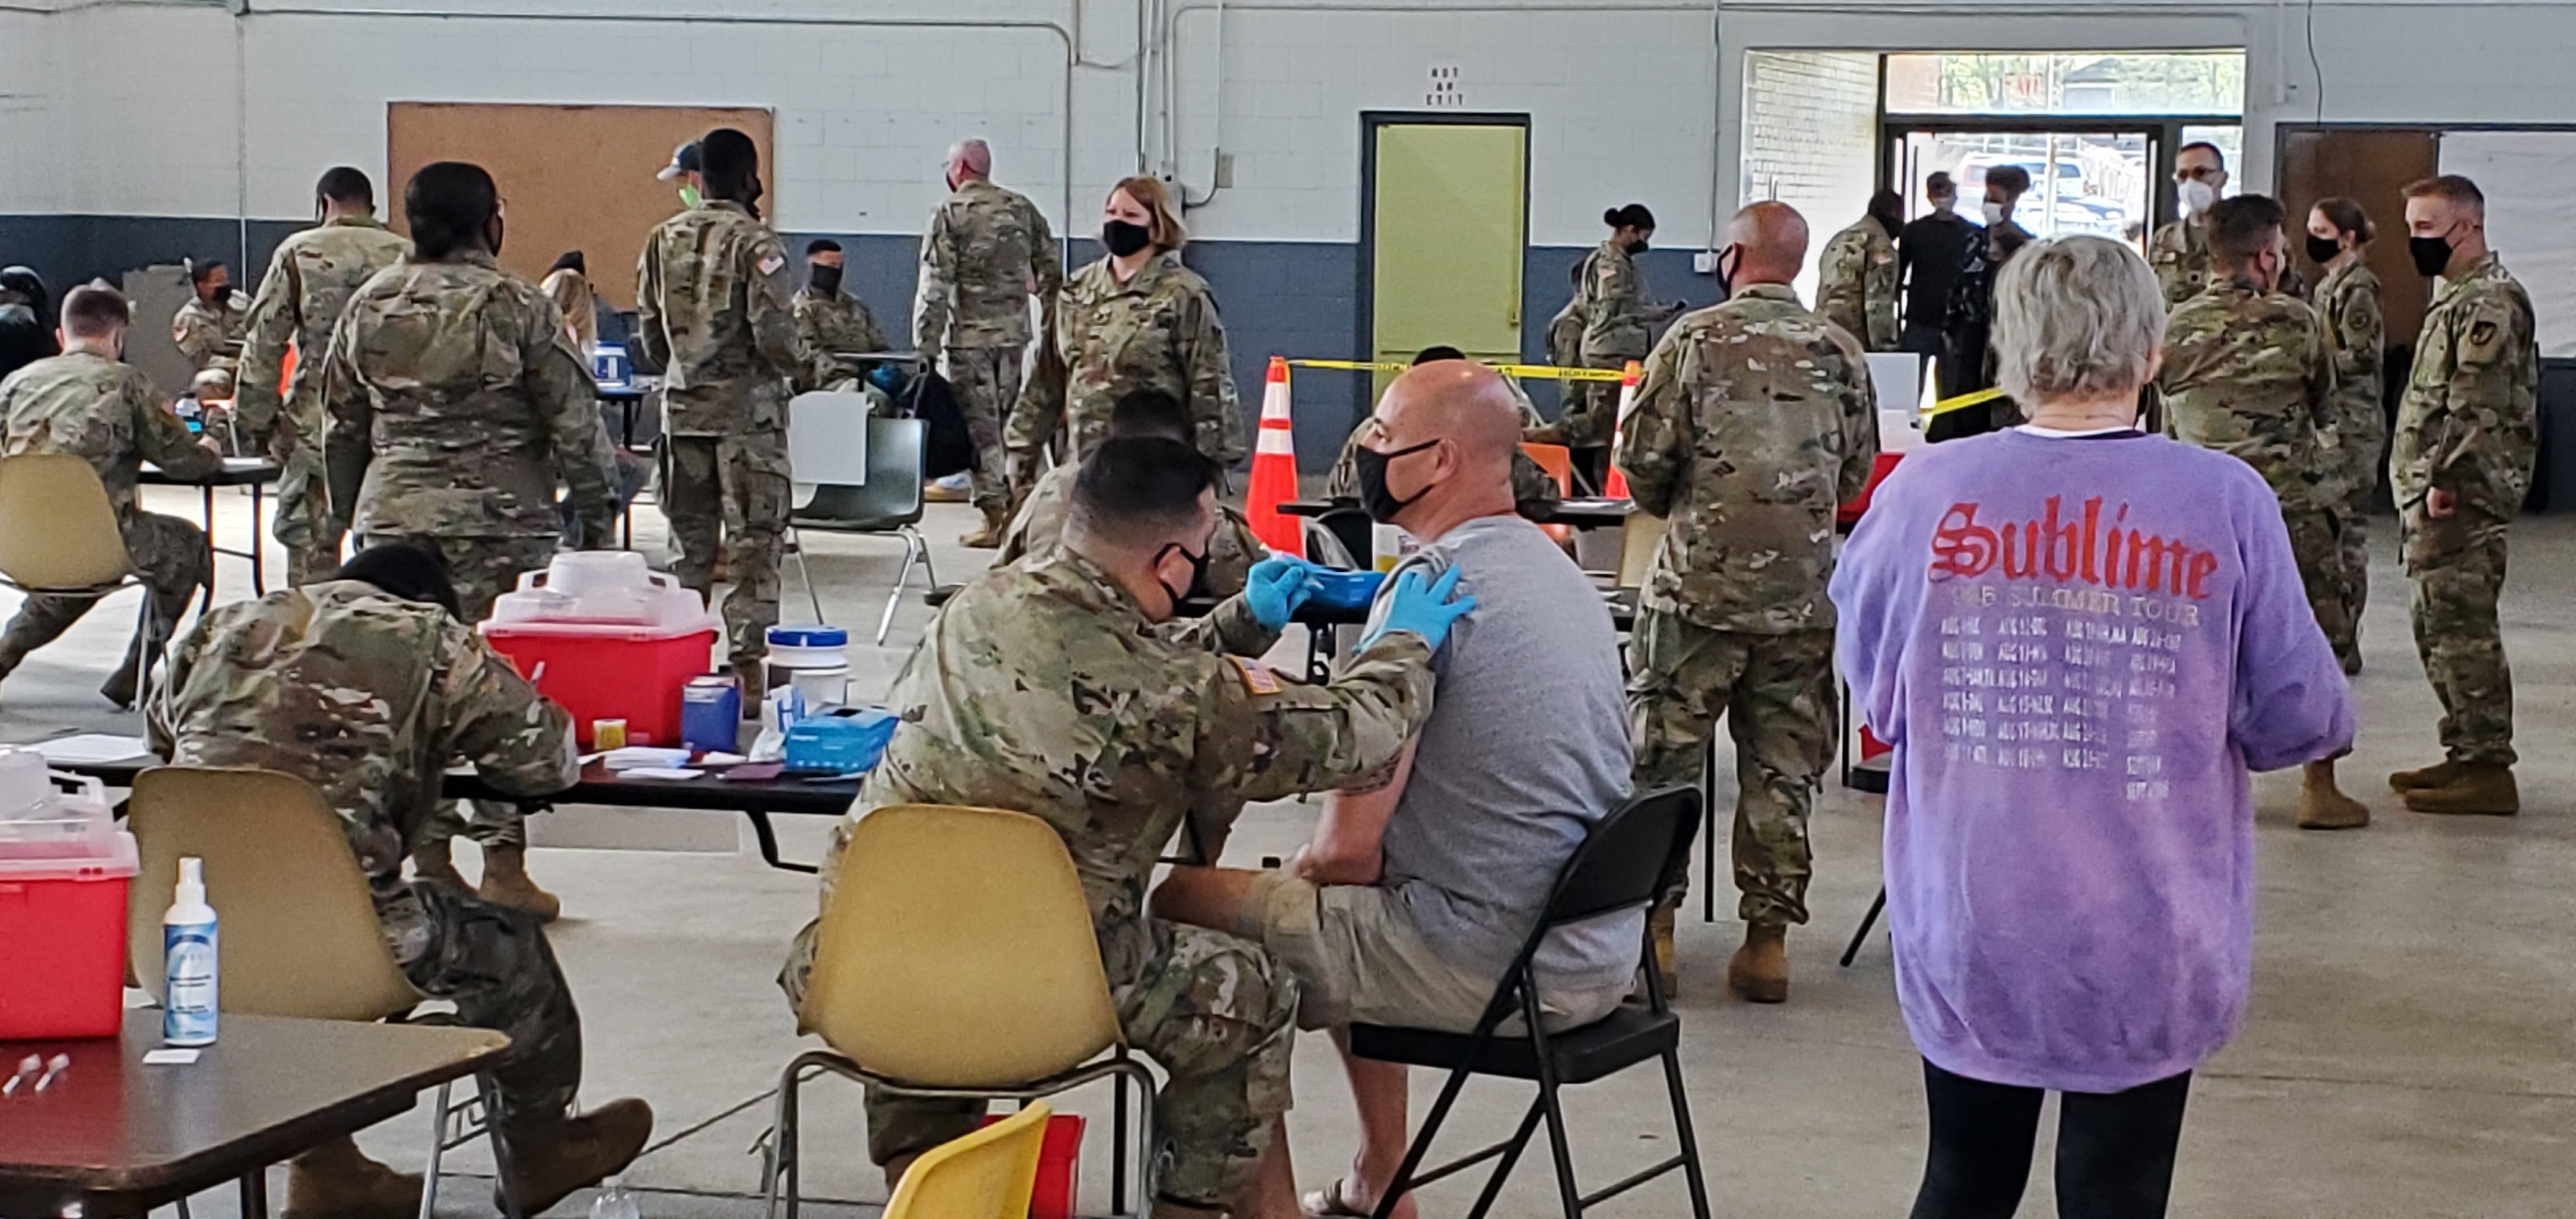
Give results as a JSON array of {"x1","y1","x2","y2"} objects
[
  {"x1": 1692, "y1": 250, "x2": 1718, "y2": 275},
  {"x1": 1214, "y1": 151, "x2": 1234, "y2": 189}
]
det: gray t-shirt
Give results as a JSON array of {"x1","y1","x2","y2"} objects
[{"x1": 1365, "y1": 514, "x2": 1641, "y2": 995}]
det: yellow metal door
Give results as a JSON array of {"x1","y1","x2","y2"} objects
[{"x1": 1370, "y1": 123, "x2": 1527, "y2": 377}]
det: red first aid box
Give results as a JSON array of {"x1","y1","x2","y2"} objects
[
  {"x1": 975, "y1": 1112, "x2": 1085, "y2": 1219},
  {"x1": 480, "y1": 555, "x2": 720, "y2": 749}
]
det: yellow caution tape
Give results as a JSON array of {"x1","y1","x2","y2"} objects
[
  {"x1": 1284, "y1": 358, "x2": 1627, "y2": 383},
  {"x1": 1926, "y1": 387, "x2": 2004, "y2": 417}
]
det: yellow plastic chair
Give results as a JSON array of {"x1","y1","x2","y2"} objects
[
  {"x1": 0, "y1": 452, "x2": 162, "y2": 702},
  {"x1": 884, "y1": 1101, "x2": 1052, "y2": 1219},
  {"x1": 763, "y1": 804, "x2": 1155, "y2": 1219},
  {"x1": 125, "y1": 766, "x2": 521, "y2": 1219}
]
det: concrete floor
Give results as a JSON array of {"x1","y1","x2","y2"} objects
[{"x1": 8, "y1": 484, "x2": 2575, "y2": 1218}]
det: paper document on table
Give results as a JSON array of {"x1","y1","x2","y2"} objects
[
  {"x1": 619, "y1": 767, "x2": 703, "y2": 781},
  {"x1": 142, "y1": 1048, "x2": 200, "y2": 1065},
  {"x1": 33, "y1": 733, "x2": 153, "y2": 764}
]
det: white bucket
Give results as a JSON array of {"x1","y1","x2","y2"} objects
[{"x1": 765, "y1": 625, "x2": 851, "y2": 709}]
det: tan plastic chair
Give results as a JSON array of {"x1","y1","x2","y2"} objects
[
  {"x1": 883, "y1": 1101, "x2": 1052, "y2": 1219},
  {"x1": 125, "y1": 766, "x2": 517, "y2": 1219},
  {"x1": 0, "y1": 452, "x2": 162, "y2": 699},
  {"x1": 763, "y1": 804, "x2": 1154, "y2": 1219}
]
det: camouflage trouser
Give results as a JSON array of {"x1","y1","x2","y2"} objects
[
  {"x1": 379, "y1": 877, "x2": 581, "y2": 1135},
  {"x1": 944, "y1": 347, "x2": 1021, "y2": 514},
  {"x1": 363, "y1": 533, "x2": 560, "y2": 852},
  {"x1": 1627, "y1": 613, "x2": 1837, "y2": 927},
  {"x1": 779, "y1": 833, "x2": 1297, "y2": 1209},
  {"x1": 2340, "y1": 480, "x2": 2375, "y2": 663},
  {"x1": 2283, "y1": 502, "x2": 2359, "y2": 668},
  {"x1": 273, "y1": 443, "x2": 345, "y2": 586},
  {"x1": 663, "y1": 431, "x2": 788, "y2": 673},
  {"x1": 1556, "y1": 353, "x2": 1635, "y2": 450},
  {"x1": 2405, "y1": 508, "x2": 2515, "y2": 765},
  {"x1": 0, "y1": 510, "x2": 207, "y2": 694}
]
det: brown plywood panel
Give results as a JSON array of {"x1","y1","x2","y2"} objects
[
  {"x1": 2278, "y1": 126, "x2": 2440, "y2": 348},
  {"x1": 387, "y1": 103, "x2": 774, "y2": 312}
]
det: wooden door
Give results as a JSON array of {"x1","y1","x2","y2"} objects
[{"x1": 2276, "y1": 127, "x2": 2440, "y2": 348}]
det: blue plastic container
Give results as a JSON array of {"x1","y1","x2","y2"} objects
[
  {"x1": 784, "y1": 707, "x2": 898, "y2": 774},
  {"x1": 592, "y1": 344, "x2": 630, "y2": 386},
  {"x1": 1306, "y1": 569, "x2": 1387, "y2": 611},
  {"x1": 678, "y1": 676, "x2": 741, "y2": 753}
]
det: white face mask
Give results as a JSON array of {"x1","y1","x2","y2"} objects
[
  {"x1": 2179, "y1": 179, "x2": 2218, "y2": 215},
  {"x1": 1981, "y1": 200, "x2": 2008, "y2": 226}
]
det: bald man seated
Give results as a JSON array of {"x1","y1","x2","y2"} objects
[{"x1": 1153, "y1": 362, "x2": 1639, "y2": 1219}]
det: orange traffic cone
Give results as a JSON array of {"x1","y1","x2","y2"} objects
[
  {"x1": 1602, "y1": 360, "x2": 1642, "y2": 498},
  {"x1": 1245, "y1": 356, "x2": 1304, "y2": 558}
]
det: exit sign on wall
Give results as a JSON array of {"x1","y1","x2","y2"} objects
[{"x1": 1427, "y1": 65, "x2": 1463, "y2": 107}]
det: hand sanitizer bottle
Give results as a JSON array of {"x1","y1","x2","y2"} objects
[{"x1": 163, "y1": 856, "x2": 219, "y2": 1046}]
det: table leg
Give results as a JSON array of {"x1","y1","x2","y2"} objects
[
  {"x1": 746, "y1": 809, "x2": 820, "y2": 874},
  {"x1": 238, "y1": 1166, "x2": 269, "y2": 1218},
  {"x1": 248, "y1": 482, "x2": 266, "y2": 595},
  {"x1": 198, "y1": 486, "x2": 218, "y2": 616}
]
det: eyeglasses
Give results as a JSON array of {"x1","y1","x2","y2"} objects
[{"x1": 2174, "y1": 165, "x2": 2222, "y2": 183}]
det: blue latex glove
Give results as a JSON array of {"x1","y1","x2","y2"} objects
[
  {"x1": 1362, "y1": 564, "x2": 1476, "y2": 652},
  {"x1": 1245, "y1": 555, "x2": 1320, "y2": 631}
]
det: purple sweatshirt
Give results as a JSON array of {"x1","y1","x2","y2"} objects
[{"x1": 1832, "y1": 429, "x2": 2355, "y2": 1093}]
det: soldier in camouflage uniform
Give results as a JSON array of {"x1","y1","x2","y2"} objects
[
  {"x1": 2387, "y1": 174, "x2": 2539, "y2": 816},
  {"x1": 2156, "y1": 194, "x2": 2368, "y2": 830},
  {"x1": 792, "y1": 238, "x2": 887, "y2": 394},
  {"x1": 780, "y1": 436, "x2": 1457, "y2": 1218},
  {"x1": 321, "y1": 161, "x2": 621, "y2": 920},
  {"x1": 1616, "y1": 202, "x2": 1878, "y2": 1003},
  {"x1": 0, "y1": 286, "x2": 220, "y2": 706},
  {"x1": 2149, "y1": 142, "x2": 2228, "y2": 307},
  {"x1": 2308, "y1": 197, "x2": 2386, "y2": 675},
  {"x1": 1332, "y1": 348, "x2": 1563, "y2": 521},
  {"x1": 150, "y1": 542, "x2": 651, "y2": 1219},
  {"x1": 634, "y1": 128, "x2": 802, "y2": 687},
  {"x1": 172, "y1": 260, "x2": 249, "y2": 374},
  {"x1": 915, "y1": 139, "x2": 1062, "y2": 544},
  {"x1": 1537, "y1": 204, "x2": 1672, "y2": 457},
  {"x1": 1816, "y1": 190, "x2": 1903, "y2": 351},
  {"x1": 997, "y1": 388, "x2": 1266, "y2": 597},
  {"x1": 1010, "y1": 176, "x2": 1239, "y2": 505},
  {"x1": 234, "y1": 167, "x2": 412, "y2": 585}
]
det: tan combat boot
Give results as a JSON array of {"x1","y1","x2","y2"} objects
[
  {"x1": 960, "y1": 503, "x2": 1009, "y2": 549},
  {"x1": 1647, "y1": 900, "x2": 1680, "y2": 998},
  {"x1": 2389, "y1": 758, "x2": 2469, "y2": 792},
  {"x1": 283, "y1": 1135, "x2": 422, "y2": 1219},
  {"x1": 411, "y1": 839, "x2": 470, "y2": 889},
  {"x1": 1727, "y1": 923, "x2": 1789, "y2": 1004},
  {"x1": 498, "y1": 1098, "x2": 654, "y2": 1218},
  {"x1": 2299, "y1": 760, "x2": 2370, "y2": 830},
  {"x1": 2402, "y1": 761, "x2": 2518, "y2": 816},
  {"x1": 477, "y1": 844, "x2": 563, "y2": 923}
]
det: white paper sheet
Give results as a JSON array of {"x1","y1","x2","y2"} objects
[{"x1": 31, "y1": 734, "x2": 153, "y2": 765}]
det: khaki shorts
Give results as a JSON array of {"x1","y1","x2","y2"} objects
[{"x1": 1241, "y1": 871, "x2": 1630, "y2": 1034}]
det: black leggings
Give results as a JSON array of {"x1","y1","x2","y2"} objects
[{"x1": 1907, "y1": 1059, "x2": 2193, "y2": 1219}]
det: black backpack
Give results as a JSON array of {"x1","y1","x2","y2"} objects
[{"x1": 890, "y1": 368, "x2": 976, "y2": 480}]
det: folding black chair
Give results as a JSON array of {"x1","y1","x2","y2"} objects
[{"x1": 1347, "y1": 785, "x2": 1713, "y2": 1219}]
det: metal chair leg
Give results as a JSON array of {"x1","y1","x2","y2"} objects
[
  {"x1": 910, "y1": 525, "x2": 938, "y2": 588},
  {"x1": 876, "y1": 530, "x2": 921, "y2": 645},
  {"x1": 790, "y1": 526, "x2": 827, "y2": 624},
  {"x1": 1660, "y1": 1047, "x2": 1715, "y2": 1219},
  {"x1": 1841, "y1": 886, "x2": 1888, "y2": 967},
  {"x1": 762, "y1": 1057, "x2": 807, "y2": 1219},
  {"x1": 480, "y1": 1074, "x2": 525, "y2": 1219},
  {"x1": 1465, "y1": 1098, "x2": 1547, "y2": 1219},
  {"x1": 417, "y1": 1082, "x2": 450, "y2": 1219},
  {"x1": 1112, "y1": 1062, "x2": 1129, "y2": 1216}
]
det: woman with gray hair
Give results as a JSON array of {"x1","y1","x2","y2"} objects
[{"x1": 1830, "y1": 236, "x2": 2355, "y2": 1218}]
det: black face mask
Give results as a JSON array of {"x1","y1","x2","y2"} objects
[
  {"x1": 2304, "y1": 234, "x2": 2343, "y2": 266},
  {"x1": 1624, "y1": 238, "x2": 1650, "y2": 256},
  {"x1": 1715, "y1": 245, "x2": 1741, "y2": 299},
  {"x1": 808, "y1": 263, "x2": 843, "y2": 295},
  {"x1": 1102, "y1": 220, "x2": 1154, "y2": 258},
  {"x1": 1353, "y1": 438, "x2": 1439, "y2": 525},
  {"x1": 2408, "y1": 233, "x2": 2455, "y2": 278},
  {"x1": 1151, "y1": 542, "x2": 1211, "y2": 613}
]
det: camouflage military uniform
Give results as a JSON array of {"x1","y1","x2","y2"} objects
[
  {"x1": 915, "y1": 178, "x2": 1061, "y2": 516},
  {"x1": 2149, "y1": 218, "x2": 2214, "y2": 307},
  {"x1": 1816, "y1": 217, "x2": 1899, "y2": 351},
  {"x1": 0, "y1": 352, "x2": 219, "y2": 699},
  {"x1": 778, "y1": 551, "x2": 1434, "y2": 1210},
  {"x1": 791, "y1": 286, "x2": 887, "y2": 394},
  {"x1": 635, "y1": 201, "x2": 802, "y2": 675},
  {"x1": 320, "y1": 247, "x2": 620, "y2": 850},
  {"x1": 1009, "y1": 253, "x2": 1241, "y2": 496},
  {"x1": 2390, "y1": 253, "x2": 2538, "y2": 765},
  {"x1": 234, "y1": 215, "x2": 412, "y2": 584},
  {"x1": 1325, "y1": 416, "x2": 1564, "y2": 520},
  {"x1": 1615, "y1": 284, "x2": 1878, "y2": 928},
  {"x1": 2314, "y1": 259, "x2": 2386, "y2": 664},
  {"x1": 2158, "y1": 277, "x2": 2354, "y2": 657},
  {"x1": 995, "y1": 461, "x2": 1268, "y2": 598},
  {"x1": 172, "y1": 291, "x2": 250, "y2": 373},
  {"x1": 1555, "y1": 240, "x2": 1659, "y2": 448},
  {"x1": 149, "y1": 580, "x2": 586, "y2": 1134}
]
